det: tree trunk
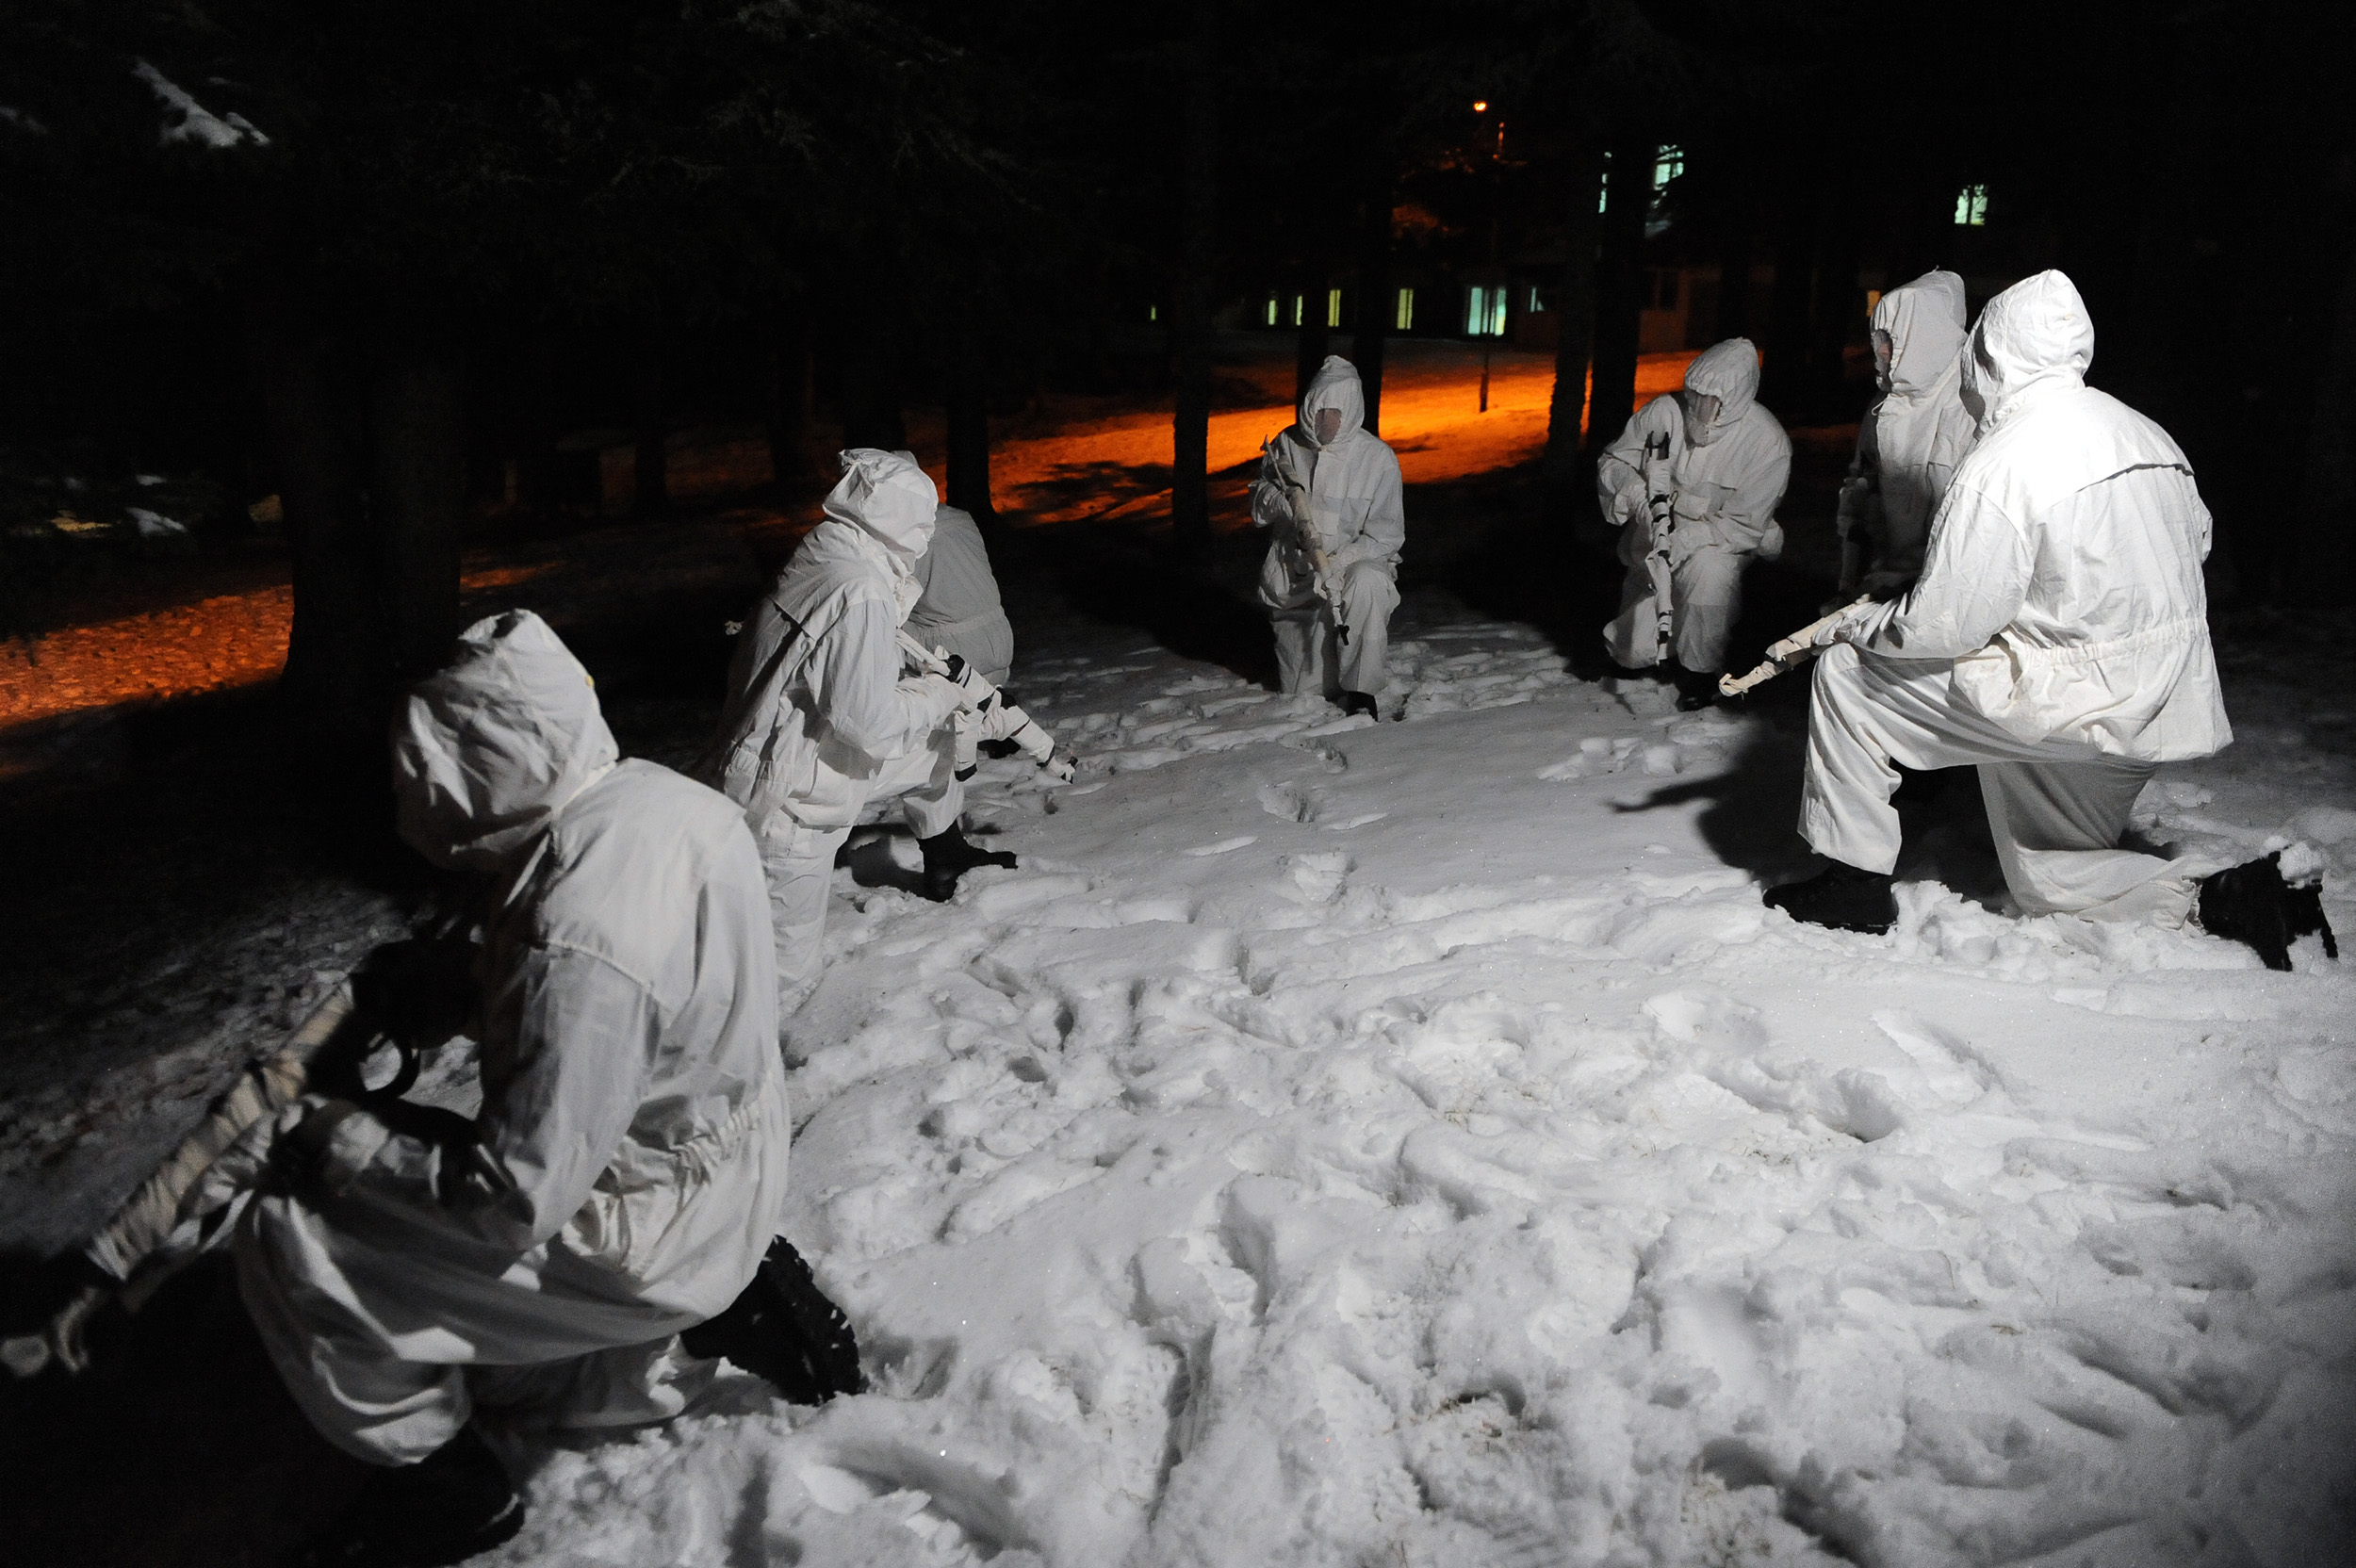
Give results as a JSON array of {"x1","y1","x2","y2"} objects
[
  {"x1": 947, "y1": 302, "x2": 997, "y2": 531},
  {"x1": 1294, "y1": 263, "x2": 1329, "y2": 411},
  {"x1": 1805, "y1": 185, "x2": 1864, "y2": 416},
  {"x1": 1168, "y1": 0, "x2": 1219, "y2": 566},
  {"x1": 838, "y1": 313, "x2": 908, "y2": 453},
  {"x1": 1712, "y1": 205, "x2": 1753, "y2": 342},
  {"x1": 1350, "y1": 160, "x2": 1395, "y2": 438},
  {"x1": 1543, "y1": 142, "x2": 1604, "y2": 520},
  {"x1": 248, "y1": 299, "x2": 378, "y2": 730},
  {"x1": 1584, "y1": 137, "x2": 1652, "y2": 456},
  {"x1": 368, "y1": 348, "x2": 466, "y2": 685},
  {"x1": 631, "y1": 329, "x2": 667, "y2": 517},
  {"x1": 1759, "y1": 165, "x2": 1818, "y2": 417},
  {"x1": 2294, "y1": 157, "x2": 2356, "y2": 606},
  {"x1": 765, "y1": 305, "x2": 813, "y2": 498}
]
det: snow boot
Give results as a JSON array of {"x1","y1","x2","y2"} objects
[
  {"x1": 917, "y1": 824, "x2": 1017, "y2": 902},
  {"x1": 295, "y1": 1427, "x2": 521, "y2": 1568},
  {"x1": 1340, "y1": 691, "x2": 1379, "y2": 720},
  {"x1": 681, "y1": 1237, "x2": 866, "y2": 1405},
  {"x1": 1672, "y1": 667, "x2": 1719, "y2": 711},
  {"x1": 2197, "y1": 852, "x2": 2339, "y2": 972},
  {"x1": 1763, "y1": 861, "x2": 1898, "y2": 935}
]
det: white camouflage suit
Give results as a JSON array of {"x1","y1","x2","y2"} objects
[
  {"x1": 1838, "y1": 269, "x2": 1978, "y2": 596},
  {"x1": 1251, "y1": 355, "x2": 1404, "y2": 701},
  {"x1": 1804, "y1": 270, "x2": 2234, "y2": 923},
  {"x1": 237, "y1": 611, "x2": 793, "y2": 1465},
  {"x1": 908, "y1": 503, "x2": 1015, "y2": 688},
  {"x1": 701, "y1": 449, "x2": 969, "y2": 1011},
  {"x1": 1598, "y1": 338, "x2": 1792, "y2": 674}
]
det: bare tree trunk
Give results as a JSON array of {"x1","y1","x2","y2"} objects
[
  {"x1": 248, "y1": 297, "x2": 377, "y2": 729},
  {"x1": 2295, "y1": 155, "x2": 2356, "y2": 606},
  {"x1": 1294, "y1": 262, "x2": 1329, "y2": 411},
  {"x1": 1543, "y1": 142, "x2": 1604, "y2": 521},
  {"x1": 765, "y1": 304, "x2": 813, "y2": 498},
  {"x1": 1805, "y1": 185, "x2": 1864, "y2": 415},
  {"x1": 1759, "y1": 166, "x2": 1818, "y2": 417},
  {"x1": 631, "y1": 327, "x2": 667, "y2": 517},
  {"x1": 947, "y1": 300, "x2": 997, "y2": 531},
  {"x1": 1169, "y1": 0, "x2": 1219, "y2": 566},
  {"x1": 1712, "y1": 198, "x2": 1753, "y2": 342},
  {"x1": 1584, "y1": 137, "x2": 1652, "y2": 457},
  {"x1": 368, "y1": 349, "x2": 466, "y2": 684},
  {"x1": 1350, "y1": 160, "x2": 1395, "y2": 438}
]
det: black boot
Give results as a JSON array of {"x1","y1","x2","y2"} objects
[
  {"x1": 1339, "y1": 691, "x2": 1379, "y2": 720},
  {"x1": 1763, "y1": 861, "x2": 1898, "y2": 934},
  {"x1": 681, "y1": 1237, "x2": 866, "y2": 1405},
  {"x1": 1672, "y1": 666, "x2": 1720, "y2": 711},
  {"x1": 296, "y1": 1427, "x2": 521, "y2": 1568},
  {"x1": 2197, "y1": 853, "x2": 2339, "y2": 972},
  {"x1": 917, "y1": 824, "x2": 1018, "y2": 902}
]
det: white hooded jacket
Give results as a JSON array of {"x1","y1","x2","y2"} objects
[
  {"x1": 1843, "y1": 270, "x2": 2231, "y2": 762},
  {"x1": 908, "y1": 503, "x2": 1014, "y2": 683},
  {"x1": 1596, "y1": 337, "x2": 1791, "y2": 557},
  {"x1": 1250, "y1": 355, "x2": 1404, "y2": 573},
  {"x1": 1840, "y1": 270, "x2": 1976, "y2": 583},
  {"x1": 702, "y1": 449, "x2": 963, "y2": 832},
  {"x1": 382, "y1": 610, "x2": 791, "y2": 1318}
]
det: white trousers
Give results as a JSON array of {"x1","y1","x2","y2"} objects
[
  {"x1": 1605, "y1": 535, "x2": 1748, "y2": 674},
  {"x1": 236, "y1": 1183, "x2": 710, "y2": 1465},
  {"x1": 1801, "y1": 643, "x2": 2216, "y2": 923},
  {"x1": 1262, "y1": 554, "x2": 1399, "y2": 698},
  {"x1": 758, "y1": 730, "x2": 963, "y2": 1013}
]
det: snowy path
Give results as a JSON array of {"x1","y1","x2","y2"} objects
[{"x1": 477, "y1": 606, "x2": 2356, "y2": 1568}]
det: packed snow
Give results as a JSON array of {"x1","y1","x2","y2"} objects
[
  {"x1": 479, "y1": 603, "x2": 2346, "y2": 1566},
  {"x1": 8, "y1": 594, "x2": 2351, "y2": 1565}
]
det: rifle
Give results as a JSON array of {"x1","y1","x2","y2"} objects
[
  {"x1": 1716, "y1": 596, "x2": 1875, "y2": 698},
  {"x1": 1260, "y1": 437, "x2": 1349, "y2": 646},
  {"x1": 3, "y1": 943, "x2": 456, "y2": 1379},
  {"x1": 1639, "y1": 430, "x2": 1677, "y2": 663},
  {"x1": 897, "y1": 631, "x2": 1075, "y2": 783}
]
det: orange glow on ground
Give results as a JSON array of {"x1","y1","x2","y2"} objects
[{"x1": 1, "y1": 343, "x2": 1705, "y2": 738}]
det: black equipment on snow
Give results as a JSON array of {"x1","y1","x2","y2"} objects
[
  {"x1": 918, "y1": 823, "x2": 1019, "y2": 903},
  {"x1": 2197, "y1": 852, "x2": 2339, "y2": 972},
  {"x1": 1762, "y1": 861, "x2": 1900, "y2": 935},
  {"x1": 680, "y1": 1236, "x2": 867, "y2": 1405}
]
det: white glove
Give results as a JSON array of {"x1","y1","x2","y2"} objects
[{"x1": 906, "y1": 671, "x2": 970, "y2": 723}]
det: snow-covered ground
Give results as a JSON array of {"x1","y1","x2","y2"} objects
[{"x1": 421, "y1": 598, "x2": 2349, "y2": 1568}]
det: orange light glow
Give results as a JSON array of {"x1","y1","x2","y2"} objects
[{"x1": 1471, "y1": 100, "x2": 1488, "y2": 112}]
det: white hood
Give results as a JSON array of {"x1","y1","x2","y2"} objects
[
  {"x1": 824, "y1": 448, "x2": 939, "y2": 559},
  {"x1": 1682, "y1": 338, "x2": 1760, "y2": 444},
  {"x1": 1298, "y1": 355, "x2": 1366, "y2": 451},
  {"x1": 1873, "y1": 269, "x2": 1967, "y2": 400},
  {"x1": 392, "y1": 610, "x2": 619, "y2": 872},
  {"x1": 1961, "y1": 270, "x2": 2094, "y2": 435}
]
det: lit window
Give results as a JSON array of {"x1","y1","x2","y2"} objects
[
  {"x1": 1395, "y1": 287, "x2": 1415, "y2": 331},
  {"x1": 1149, "y1": 304, "x2": 1157, "y2": 322},
  {"x1": 1290, "y1": 294, "x2": 1303, "y2": 327},
  {"x1": 1528, "y1": 286, "x2": 1544, "y2": 313},
  {"x1": 1652, "y1": 145, "x2": 1683, "y2": 195},
  {"x1": 1327, "y1": 288, "x2": 1342, "y2": 329},
  {"x1": 1597, "y1": 163, "x2": 1610, "y2": 216},
  {"x1": 1265, "y1": 298, "x2": 1277, "y2": 326},
  {"x1": 1955, "y1": 184, "x2": 1988, "y2": 226},
  {"x1": 1465, "y1": 286, "x2": 1507, "y2": 336}
]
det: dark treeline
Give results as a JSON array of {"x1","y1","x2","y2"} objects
[{"x1": 3, "y1": 0, "x2": 2349, "y2": 745}]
